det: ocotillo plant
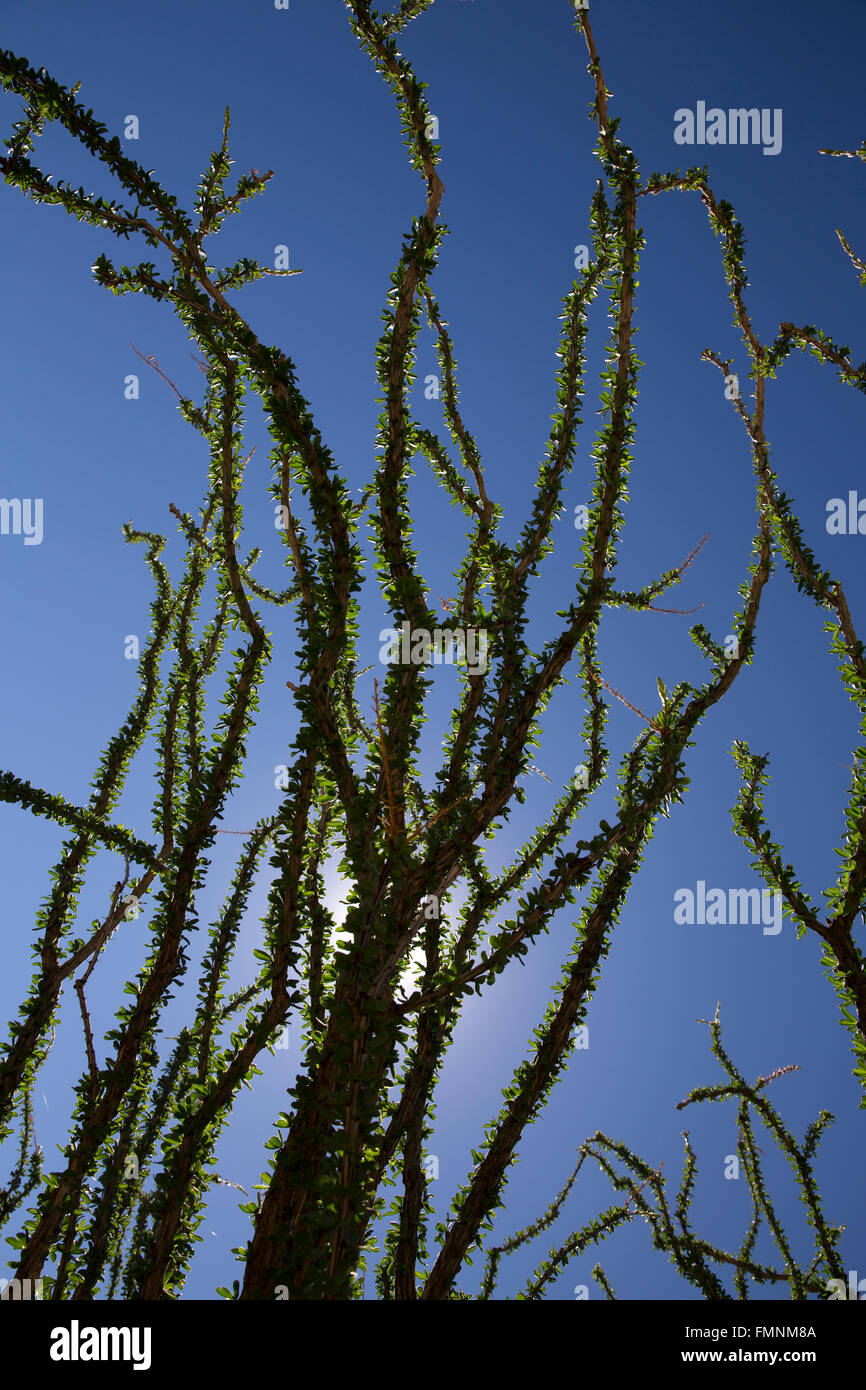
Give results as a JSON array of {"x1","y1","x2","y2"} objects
[
  {"x1": 0, "y1": 2, "x2": 863, "y2": 1301},
  {"x1": 479, "y1": 1009, "x2": 847, "y2": 1301}
]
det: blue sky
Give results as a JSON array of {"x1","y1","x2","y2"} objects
[{"x1": 1, "y1": 0, "x2": 865, "y2": 1300}]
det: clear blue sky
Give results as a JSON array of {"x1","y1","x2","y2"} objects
[{"x1": 1, "y1": 0, "x2": 865, "y2": 1299}]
